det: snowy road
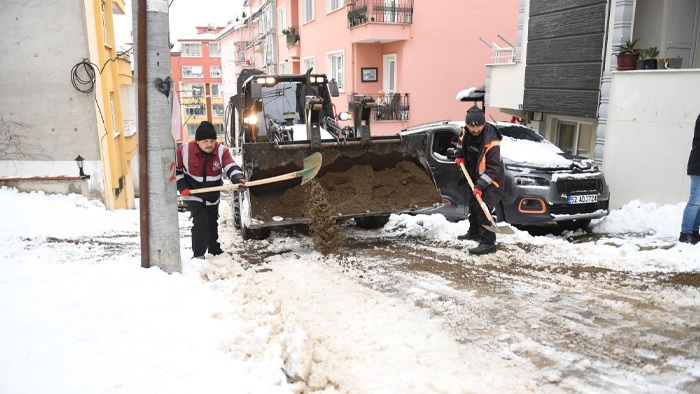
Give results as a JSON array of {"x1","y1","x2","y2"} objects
[{"x1": 218, "y1": 205, "x2": 700, "y2": 393}]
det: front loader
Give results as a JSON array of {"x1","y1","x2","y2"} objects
[{"x1": 227, "y1": 69, "x2": 441, "y2": 240}]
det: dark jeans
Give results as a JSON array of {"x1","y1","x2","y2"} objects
[
  {"x1": 186, "y1": 202, "x2": 221, "y2": 257},
  {"x1": 468, "y1": 196, "x2": 496, "y2": 245}
]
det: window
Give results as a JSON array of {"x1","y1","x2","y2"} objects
[
  {"x1": 101, "y1": 2, "x2": 108, "y2": 46},
  {"x1": 187, "y1": 123, "x2": 198, "y2": 137},
  {"x1": 215, "y1": 123, "x2": 225, "y2": 137},
  {"x1": 182, "y1": 43, "x2": 202, "y2": 57},
  {"x1": 302, "y1": 57, "x2": 316, "y2": 73},
  {"x1": 303, "y1": 0, "x2": 315, "y2": 23},
  {"x1": 183, "y1": 83, "x2": 205, "y2": 97},
  {"x1": 555, "y1": 121, "x2": 594, "y2": 158},
  {"x1": 182, "y1": 66, "x2": 203, "y2": 78},
  {"x1": 237, "y1": 50, "x2": 248, "y2": 65},
  {"x1": 278, "y1": 62, "x2": 288, "y2": 74},
  {"x1": 210, "y1": 66, "x2": 221, "y2": 78},
  {"x1": 327, "y1": 0, "x2": 342, "y2": 13},
  {"x1": 185, "y1": 104, "x2": 206, "y2": 118},
  {"x1": 327, "y1": 51, "x2": 344, "y2": 91},
  {"x1": 209, "y1": 42, "x2": 220, "y2": 57},
  {"x1": 278, "y1": 6, "x2": 287, "y2": 33},
  {"x1": 211, "y1": 84, "x2": 223, "y2": 98},
  {"x1": 213, "y1": 104, "x2": 225, "y2": 118}
]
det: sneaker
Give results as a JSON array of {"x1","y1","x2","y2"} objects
[
  {"x1": 679, "y1": 232, "x2": 699, "y2": 245},
  {"x1": 469, "y1": 243, "x2": 497, "y2": 255},
  {"x1": 457, "y1": 232, "x2": 480, "y2": 241}
]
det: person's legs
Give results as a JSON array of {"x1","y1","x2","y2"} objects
[
  {"x1": 206, "y1": 204, "x2": 224, "y2": 255},
  {"x1": 469, "y1": 203, "x2": 497, "y2": 255},
  {"x1": 187, "y1": 203, "x2": 209, "y2": 258},
  {"x1": 681, "y1": 175, "x2": 700, "y2": 244},
  {"x1": 458, "y1": 197, "x2": 482, "y2": 240}
]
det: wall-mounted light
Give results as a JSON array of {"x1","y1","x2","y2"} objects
[{"x1": 74, "y1": 155, "x2": 90, "y2": 179}]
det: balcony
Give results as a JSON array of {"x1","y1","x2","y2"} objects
[
  {"x1": 347, "y1": 0, "x2": 413, "y2": 44},
  {"x1": 348, "y1": 92, "x2": 410, "y2": 122}
]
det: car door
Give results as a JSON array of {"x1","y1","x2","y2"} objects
[{"x1": 425, "y1": 127, "x2": 468, "y2": 219}]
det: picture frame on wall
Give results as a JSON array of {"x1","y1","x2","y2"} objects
[{"x1": 361, "y1": 67, "x2": 378, "y2": 82}]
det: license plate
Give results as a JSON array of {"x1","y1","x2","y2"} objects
[{"x1": 568, "y1": 194, "x2": 598, "y2": 204}]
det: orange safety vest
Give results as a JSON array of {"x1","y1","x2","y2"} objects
[{"x1": 477, "y1": 140, "x2": 501, "y2": 188}]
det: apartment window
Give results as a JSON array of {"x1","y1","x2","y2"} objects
[
  {"x1": 302, "y1": 57, "x2": 316, "y2": 74},
  {"x1": 182, "y1": 43, "x2": 202, "y2": 57},
  {"x1": 303, "y1": 0, "x2": 315, "y2": 23},
  {"x1": 555, "y1": 121, "x2": 594, "y2": 158},
  {"x1": 186, "y1": 104, "x2": 206, "y2": 118},
  {"x1": 237, "y1": 50, "x2": 248, "y2": 65},
  {"x1": 213, "y1": 104, "x2": 225, "y2": 118},
  {"x1": 182, "y1": 66, "x2": 203, "y2": 78},
  {"x1": 183, "y1": 83, "x2": 205, "y2": 97},
  {"x1": 101, "y1": 2, "x2": 108, "y2": 45},
  {"x1": 278, "y1": 6, "x2": 287, "y2": 33},
  {"x1": 210, "y1": 66, "x2": 221, "y2": 78},
  {"x1": 279, "y1": 62, "x2": 288, "y2": 74},
  {"x1": 215, "y1": 123, "x2": 225, "y2": 137},
  {"x1": 327, "y1": 51, "x2": 344, "y2": 91},
  {"x1": 187, "y1": 123, "x2": 198, "y2": 138},
  {"x1": 211, "y1": 84, "x2": 223, "y2": 98},
  {"x1": 209, "y1": 42, "x2": 220, "y2": 57},
  {"x1": 327, "y1": 0, "x2": 342, "y2": 13}
]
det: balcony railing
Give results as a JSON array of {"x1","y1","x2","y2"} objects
[
  {"x1": 348, "y1": 92, "x2": 410, "y2": 121},
  {"x1": 348, "y1": 0, "x2": 414, "y2": 28}
]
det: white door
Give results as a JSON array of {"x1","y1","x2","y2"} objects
[
  {"x1": 665, "y1": 0, "x2": 699, "y2": 68},
  {"x1": 384, "y1": 0, "x2": 396, "y2": 22},
  {"x1": 382, "y1": 54, "x2": 397, "y2": 94}
]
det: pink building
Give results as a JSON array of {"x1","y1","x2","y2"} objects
[
  {"x1": 217, "y1": 0, "x2": 518, "y2": 136},
  {"x1": 170, "y1": 26, "x2": 226, "y2": 143}
]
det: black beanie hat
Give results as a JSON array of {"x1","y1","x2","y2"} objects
[
  {"x1": 465, "y1": 106, "x2": 486, "y2": 125},
  {"x1": 195, "y1": 121, "x2": 217, "y2": 141}
]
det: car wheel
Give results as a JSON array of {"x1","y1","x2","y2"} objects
[
  {"x1": 494, "y1": 202, "x2": 506, "y2": 223},
  {"x1": 354, "y1": 215, "x2": 390, "y2": 229},
  {"x1": 557, "y1": 219, "x2": 591, "y2": 231}
]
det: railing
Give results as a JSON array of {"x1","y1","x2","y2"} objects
[
  {"x1": 348, "y1": 92, "x2": 410, "y2": 121},
  {"x1": 347, "y1": 0, "x2": 414, "y2": 28}
]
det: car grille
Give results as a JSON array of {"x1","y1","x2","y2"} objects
[
  {"x1": 556, "y1": 178, "x2": 604, "y2": 194},
  {"x1": 549, "y1": 201, "x2": 609, "y2": 215}
]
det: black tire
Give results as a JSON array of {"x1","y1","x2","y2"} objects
[
  {"x1": 494, "y1": 202, "x2": 506, "y2": 223},
  {"x1": 354, "y1": 215, "x2": 390, "y2": 229},
  {"x1": 557, "y1": 219, "x2": 591, "y2": 231}
]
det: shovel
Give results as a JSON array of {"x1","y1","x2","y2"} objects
[
  {"x1": 190, "y1": 152, "x2": 322, "y2": 194},
  {"x1": 458, "y1": 162, "x2": 515, "y2": 235}
]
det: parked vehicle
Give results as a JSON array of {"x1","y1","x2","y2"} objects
[{"x1": 404, "y1": 121, "x2": 610, "y2": 229}]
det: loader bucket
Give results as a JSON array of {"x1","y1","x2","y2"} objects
[{"x1": 240, "y1": 133, "x2": 442, "y2": 227}]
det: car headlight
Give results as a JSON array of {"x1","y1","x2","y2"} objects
[{"x1": 514, "y1": 175, "x2": 550, "y2": 187}]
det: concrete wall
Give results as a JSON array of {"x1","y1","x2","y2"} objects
[
  {"x1": 0, "y1": 1, "x2": 103, "y2": 195},
  {"x1": 603, "y1": 69, "x2": 700, "y2": 208}
]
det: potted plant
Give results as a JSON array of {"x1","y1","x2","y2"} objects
[
  {"x1": 645, "y1": 46, "x2": 659, "y2": 69},
  {"x1": 614, "y1": 39, "x2": 640, "y2": 70},
  {"x1": 636, "y1": 48, "x2": 648, "y2": 70},
  {"x1": 281, "y1": 27, "x2": 300, "y2": 47}
]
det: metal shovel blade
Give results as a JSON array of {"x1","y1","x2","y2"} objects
[{"x1": 483, "y1": 223, "x2": 516, "y2": 235}]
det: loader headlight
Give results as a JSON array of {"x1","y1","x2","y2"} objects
[
  {"x1": 310, "y1": 76, "x2": 325, "y2": 84},
  {"x1": 338, "y1": 111, "x2": 352, "y2": 121},
  {"x1": 244, "y1": 114, "x2": 258, "y2": 125},
  {"x1": 255, "y1": 76, "x2": 276, "y2": 86}
]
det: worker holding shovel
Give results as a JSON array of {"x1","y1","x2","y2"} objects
[
  {"x1": 455, "y1": 106, "x2": 507, "y2": 255},
  {"x1": 176, "y1": 121, "x2": 247, "y2": 259}
]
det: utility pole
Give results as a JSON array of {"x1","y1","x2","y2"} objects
[{"x1": 134, "y1": 0, "x2": 181, "y2": 273}]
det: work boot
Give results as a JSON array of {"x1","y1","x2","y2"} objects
[
  {"x1": 469, "y1": 243, "x2": 497, "y2": 255},
  {"x1": 209, "y1": 248, "x2": 228, "y2": 256},
  {"x1": 457, "y1": 232, "x2": 480, "y2": 241},
  {"x1": 679, "y1": 232, "x2": 699, "y2": 245}
]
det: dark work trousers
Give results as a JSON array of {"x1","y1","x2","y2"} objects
[
  {"x1": 468, "y1": 195, "x2": 496, "y2": 245},
  {"x1": 186, "y1": 202, "x2": 221, "y2": 258}
]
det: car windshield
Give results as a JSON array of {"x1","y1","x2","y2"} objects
[{"x1": 497, "y1": 125, "x2": 545, "y2": 142}]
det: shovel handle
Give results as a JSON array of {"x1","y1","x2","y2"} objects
[{"x1": 459, "y1": 162, "x2": 499, "y2": 225}]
